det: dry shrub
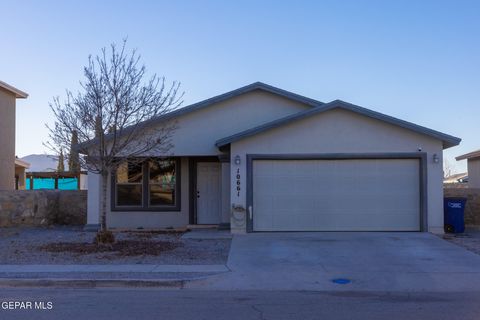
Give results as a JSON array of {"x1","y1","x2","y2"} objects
[
  {"x1": 40, "y1": 239, "x2": 180, "y2": 257},
  {"x1": 94, "y1": 230, "x2": 115, "y2": 244}
]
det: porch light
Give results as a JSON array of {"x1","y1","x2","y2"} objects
[
  {"x1": 433, "y1": 154, "x2": 439, "y2": 163},
  {"x1": 234, "y1": 155, "x2": 241, "y2": 165}
]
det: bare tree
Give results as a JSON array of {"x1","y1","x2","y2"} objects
[
  {"x1": 443, "y1": 159, "x2": 454, "y2": 178},
  {"x1": 46, "y1": 40, "x2": 183, "y2": 243}
]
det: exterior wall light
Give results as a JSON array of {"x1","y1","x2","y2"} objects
[
  {"x1": 433, "y1": 154, "x2": 439, "y2": 163},
  {"x1": 234, "y1": 155, "x2": 241, "y2": 165}
]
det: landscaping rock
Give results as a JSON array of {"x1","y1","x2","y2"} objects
[{"x1": 0, "y1": 227, "x2": 230, "y2": 265}]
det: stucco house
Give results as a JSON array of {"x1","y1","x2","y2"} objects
[
  {"x1": 14, "y1": 158, "x2": 30, "y2": 190},
  {"x1": 456, "y1": 150, "x2": 480, "y2": 188},
  {"x1": 443, "y1": 172, "x2": 468, "y2": 184},
  {"x1": 86, "y1": 82, "x2": 460, "y2": 233},
  {"x1": 0, "y1": 80, "x2": 28, "y2": 190}
]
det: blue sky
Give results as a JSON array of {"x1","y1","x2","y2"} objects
[{"x1": 1, "y1": 0, "x2": 478, "y2": 173}]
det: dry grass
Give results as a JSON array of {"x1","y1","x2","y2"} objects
[{"x1": 40, "y1": 239, "x2": 182, "y2": 257}]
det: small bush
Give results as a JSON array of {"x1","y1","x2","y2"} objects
[{"x1": 94, "y1": 230, "x2": 115, "y2": 244}]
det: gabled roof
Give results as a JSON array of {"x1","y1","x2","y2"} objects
[
  {"x1": 456, "y1": 149, "x2": 480, "y2": 161},
  {"x1": 140, "y1": 81, "x2": 323, "y2": 123},
  {"x1": 0, "y1": 80, "x2": 28, "y2": 98},
  {"x1": 216, "y1": 99, "x2": 461, "y2": 149},
  {"x1": 77, "y1": 82, "x2": 323, "y2": 151}
]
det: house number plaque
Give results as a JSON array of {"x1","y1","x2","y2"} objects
[{"x1": 236, "y1": 168, "x2": 241, "y2": 197}]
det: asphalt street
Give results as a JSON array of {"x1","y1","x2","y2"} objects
[{"x1": 1, "y1": 288, "x2": 479, "y2": 320}]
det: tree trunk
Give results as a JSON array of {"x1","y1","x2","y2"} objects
[{"x1": 100, "y1": 171, "x2": 108, "y2": 231}]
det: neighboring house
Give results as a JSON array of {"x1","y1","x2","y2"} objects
[
  {"x1": 14, "y1": 158, "x2": 30, "y2": 190},
  {"x1": 0, "y1": 80, "x2": 28, "y2": 190},
  {"x1": 21, "y1": 154, "x2": 61, "y2": 172},
  {"x1": 85, "y1": 82, "x2": 461, "y2": 233},
  {"x1": 456, "y1": 150, "x2": 480, "y2": 188},
  {"x1": 443, "y1": 172, "x2": 468, "y2": 184}
]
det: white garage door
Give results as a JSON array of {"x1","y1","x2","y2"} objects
[{"x1": 252, "y1": 159, "x2": 420, "y2": 231}]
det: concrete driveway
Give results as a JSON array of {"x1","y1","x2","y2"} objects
[{"x1": 190, "y1": 232, "x2": 480, "y2": 291}]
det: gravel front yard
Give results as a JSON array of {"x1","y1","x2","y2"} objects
[
  {"x1": 441, "y1": 232, "x2": 480, "y2": 255},
  {"x1": 0, "y1": 227, "x2": 231, "y2": 265}
]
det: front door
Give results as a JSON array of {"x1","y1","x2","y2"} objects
[{"x1": 196, "y1": 162, "x2": 221, "y2": 224}]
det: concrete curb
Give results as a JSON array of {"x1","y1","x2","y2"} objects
[
  {"x1": 0, "y1": 278, "x2": 190, "y2": 288},
  {"x1": 0, "y1": 264, "x2": 229, "y2": 273}
]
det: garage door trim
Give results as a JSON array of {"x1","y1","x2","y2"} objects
[{"x1": 246, "y1": 153, "x2": 428, "y2": 232}]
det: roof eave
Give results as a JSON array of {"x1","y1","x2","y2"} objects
[
  {"x1": 15, "y1": 159, "x2": 31, "y2": 168},
  {"x1": 444, "y1": 140, "x2": 461, "y2": 150},
  {"x1": 0, "y1": 80, "x2": 28, "y2": 98},
  {"x1": 332, "y1": 100, "x2": 461, "y2": 150},
  {"x1": 456, "y1": 150, "x2": 480, "y2": 161},
  {"x1": 216, "y1": 100, "x2": 462, "y2": 149}
]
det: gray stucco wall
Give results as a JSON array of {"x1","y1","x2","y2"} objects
[
  {"x1": 91, "y1": 157, "x2": 232, "y2": 230},
  {"x1": 468, "y1": 159, "x2": 480, "y2": 188},
  {"x1": 88, "y1": 91, "x2": 312, "y2": 229},
  {"x1": 220, "y1": 162, "x2": 231, "y2": 224},
  {"x1": 230, "y1": 108, "x2": 445, "y2": 233},
  {"x1": 0, "y1": 88, "x2": 16, "y2": 190},
  {"x1": 143, "y1": 90, "x2": 311, "y2": 156}
]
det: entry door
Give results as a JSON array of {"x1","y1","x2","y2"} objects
[{"x1": 196, "y1": 162, "x2": 222, "y2": 224}]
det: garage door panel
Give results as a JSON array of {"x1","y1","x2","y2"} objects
[
  {"x1": 253, "y1": 161, "x2": 275, "y2": 176},
  {"x1": 271, "y1": 176, "x2": 294, "y2": 194},
  {"x1": 254, "y1": 211, "x2": 273, "y2": 230},
  {"x1": 270, "y1": 196, "x2": 313, "y2": 212},
  {"x1": 254, "y1": 177, "x2": 274, "y2": 195},
  {"x1": 314, "y1": 213, "x2": 419, "y2": 231},
  {"x1": 293, "y1": 161, "x2": 318, "y2": 176},
  {"x1": 294, "y1": 177, "x2": 318, "y2": 195},
  {"x1": 313, "y1": 202, "x2": 337, "y2": 215},
  {"x1": 254, "y1": 195, "x2": 273, "y2": 212},
  {"x1": 379, "y1": 194, "x2": 417, "y2": 209},
  {"x1": 252, "y1": 159, "x2": 420, "y2": 232},
  {"x1": 333, "y1": 177, "x2": 361, "y2": 191},
  {"x1": 317, "y1": 161, "x2": 336, "y2": 177},
  {"x1": 273, "y1": 212, "x2": 316, "y2": 231}
]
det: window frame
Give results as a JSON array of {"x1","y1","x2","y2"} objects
[
  {"x1": 148, "y1": 158, "x2": 178, "y2": 208},
  {"x1": 114, "y1": 161, "x2": 144, "y2": 208},
  {"x1": 111, "y1": 158, "x2": 181, "y2": 212}
]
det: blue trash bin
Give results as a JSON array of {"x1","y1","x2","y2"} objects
[{"x1": 444, "y1": 197, "x2": 467, "y2": 233}]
